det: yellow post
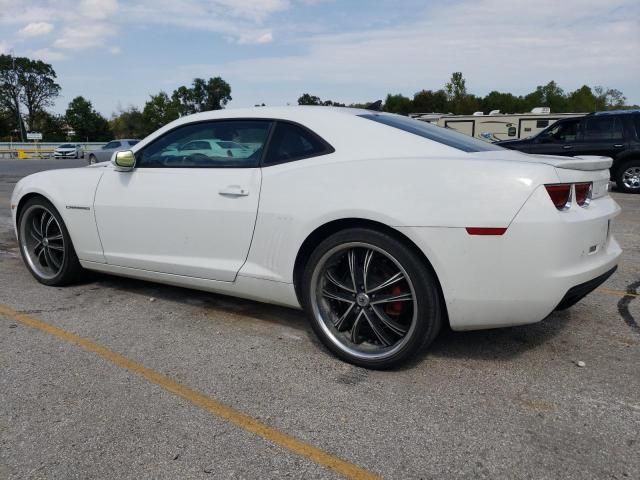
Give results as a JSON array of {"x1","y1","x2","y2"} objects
[{"x1": 17, "y1": 149, "x2": 28, "y2": 160}]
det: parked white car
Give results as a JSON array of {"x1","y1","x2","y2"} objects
[
  {"x1": 10, "y1": 107, "x2": 622, "y2": 368},
  {"x1": 87, "y1": 139, "x2": 140, "y2": 164},
  {"x1": 53, "y1": 144, "x2": 84, "y2": 159}
]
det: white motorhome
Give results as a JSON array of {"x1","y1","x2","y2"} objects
[{"x1": 411, "y1": 108, "x2": 584, "y2": 142}]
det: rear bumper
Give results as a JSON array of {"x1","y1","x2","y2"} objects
[
  {"x1": 397, "y1": 185, "x2": 622, "y2": 331},
  {"x1": 555, "y1": 265, "x2": 617, "y2": 311}
]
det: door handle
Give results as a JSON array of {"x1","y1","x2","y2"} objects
[
  {"x1": 562, "y1": 145, "x2": 573, "y2": 150},
  {"x1": 613, "y1": 144, "x2": 624, "y2": 148},
  {"x1": 219, "y1": 185, "x2": 249, "y2": 196}
]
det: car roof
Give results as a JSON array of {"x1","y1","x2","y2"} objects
[
  {"x1": 135, "y1": 106, "x2": 499, "y2": 158},
  {"x1": 588, "y1": 110, "x2": 640, "y2": 116}
]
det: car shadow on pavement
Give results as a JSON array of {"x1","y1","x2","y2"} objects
[
  {"x1": 427, "y1": 310, "x2": 571, "y2": 361},
  {"x1": 90, "y1": 271, "x2": 573, "y2": 368},
  {"x1": 90, "y1": 272, "x2": 312, "y2": 334}
]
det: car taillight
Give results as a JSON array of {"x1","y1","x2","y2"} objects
[
  {"x1": 545, "y1": 184, "x2": 572, "y2": 210},
  {"x1": 574, "y1": 182, "x2": 592, "y2": 207}
]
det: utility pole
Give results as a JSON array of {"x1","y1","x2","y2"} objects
[{"x1": 10, "y1": 51, "x2": 25, "y2": 142}]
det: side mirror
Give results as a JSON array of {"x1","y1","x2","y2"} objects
[{"x1": 114, "y1": 150, "x2": 135, "y2": 171}]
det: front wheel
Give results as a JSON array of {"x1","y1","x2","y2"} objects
[
  {"x1": 302, "y1": 228, "x2": 442, "y2": 369},
  {"x1": 616, "y1": 160, "x2": 640, "y2": 194},
  {"x1": 88, "y1": 154, "x2": 96, "y2": 164},
  {"x1": 18, "y1": 197, "x2": 84, "y2": 286}
]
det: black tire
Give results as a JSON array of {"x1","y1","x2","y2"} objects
[
  {"x1": 17, "y1": 197, "x2": 84, "y2": 286},
  {"x1": 615, "y1": 160, "x2": 640, "y2": 194},
  {"x1": 301, "y1": 228, "x2": 442, "y2": 369},
  {"x1": 89, "y1": 154, "x2": 96, "y2": 164}
]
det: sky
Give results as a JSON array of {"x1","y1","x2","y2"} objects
[{"x1": 1, "y1": 0, "x2": 639, "y2": 116}]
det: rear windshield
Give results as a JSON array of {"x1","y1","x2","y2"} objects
[
  {"x1": 128, "y1": 140, "x2": 139, "y2": 146},
  {"x1": 359, "y1": 113, "x2": 504, "y2": 153}
]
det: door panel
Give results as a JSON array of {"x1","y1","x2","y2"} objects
[
  {"x1": 526, "y1": 118, "x2": 580, "y2": 156},
  {"x1": 94, "y1": 167, "x2": 261, "y2": 281},
  {"x1": 571, "y1": 116, "x2": 628, "y2": 159}
]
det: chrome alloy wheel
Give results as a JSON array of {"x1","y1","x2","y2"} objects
[
  {"x1": 310, "y1": 242, "x2": 418, "y2": 360},
  {"x1": 19, "y1": 205, "x2": 65, "y2": 280},
  {"x1": 622, "y1": 166, "x2": 640, "y2": 190}
]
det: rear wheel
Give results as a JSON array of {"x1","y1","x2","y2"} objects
[
  {"x1": 18, "y1": 197, "x2": 84, "y2": 286},
  {"x1": 302, "y1": 228, "x2": 442, "y2": 369},
  {"x1": 89, "y1": 154, "x2": 96, "y2": 164},
  {"x1": 616, "y1": 160, "x2": 640, "y2": 194}
]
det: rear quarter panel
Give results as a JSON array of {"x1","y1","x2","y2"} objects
[{"x1": 241, "y1": 154, "x2": 558, "y2": 283}]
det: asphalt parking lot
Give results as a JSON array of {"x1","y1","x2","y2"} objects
[{"x1": 1, "y1": 159, "x2": 638, "y2": 480}]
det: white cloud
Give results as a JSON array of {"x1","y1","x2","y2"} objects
[
  {"x1": 179, "y1": 0, "x2": 640, "y2": 104},
  {"x1": 79, "y1": 0, "x2": 119, "y2": 19},
  {"x1": 109, "y1": 46, "x2": 121, "y2": 55},
  {"x1": 53, "y1": 24, "x2": 114, "y2": 50},
  {"x1": 213, "y1": 0, "x2": 290, "y2": 21},
  {"x1": 18, "y1": 21, "x2": 54, "y2": 37},
  {"x1": 237, "y1": 31, "x2": 273, "y2": 44},
  {"x1": 29, "y1": 47, "x2": 66, "y2": 62}
]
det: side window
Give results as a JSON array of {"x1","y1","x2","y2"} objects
[
  {"x1": 104, "y1": 141, "x2": 120, "y2": 149},
  {"x1": 128, "y1": 140, "x2": 139, "y2": 146},
  {"x1": 583, "y1": 117, "x2": 624, "y2": 141},
  {"x1": 634, "y1": 116, "x2": 640, "y2": 139},
  {"x1": 264, "y1": 122, "x2": 333, "y2": 165},
  {"x1": 137, "y1": 120, "x2": 272, "y2": 168},
  {"x1": 542, "y1": 120, "x2": 579, "y2": 143}
]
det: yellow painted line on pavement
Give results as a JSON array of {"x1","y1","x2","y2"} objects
[
  {"x1": 0, "y1": 303, "x2": 378, "y2": 480},
  {"x1": 596, "y1": 288, "x2": 639, "y2": 298}
]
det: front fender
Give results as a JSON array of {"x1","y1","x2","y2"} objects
[{"x1": 11, "y1": 168, "x2": 107, "y2": 263}]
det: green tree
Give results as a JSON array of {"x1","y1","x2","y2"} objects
[
  {"x1": 110, "y1": 107, "x2": 146, "y2": 138},
  {"x1": 19, "y1": 58, "x2": 61, "y2": 128},
  {"x1": 30, "y1": 111, "x2": 67, "y2": 142},
  {"x1": 383, "y1": 93, "x2": 412, "y2": 114},
  {"x1": 0, "y1": 54, "x2": 61, "y2": 137},
  {"x1": 298, "y1": 93, "x2": 322, "y2": 105},
  {"x1": 594, "y1": 86, "x2": 626, "y2": 110},
  {"x1": 142, "y1": 91, "x2": 180, "y2": 133},
  {"x1": 65, "y1": 96, "x2": 112, "y2": 141},
  {"x1": 297, "y1": 94, "x2": 345, "y2": 106},
  {"x1": 566, "y1": 85, "x2": 598, "y2": 112},
  {"x1": 523, "y1": 81, "x2": 568, "y2": 112},
  {"x1": 412, "y1": 89, "x2": 448, "y2": 113},
  {"x1": 445, "y1": 72, "x2": 480, "y2": 114},
  {"x1": 171, "y1": 77, "x2": 232, "y2": 115},
  {"x1": 0, "y1": 54, "x2": 26, "y2": 140},
  {"x1": 481, "y1": 91, "x2": 526, "y2": 114},
  {"x1": 0, "y1": 108, "x2": 13, "y2": 140}
]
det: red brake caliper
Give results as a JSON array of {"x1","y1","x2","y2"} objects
[{"x1": 384, "y1": 286, "x2": 404, "y2": 317}]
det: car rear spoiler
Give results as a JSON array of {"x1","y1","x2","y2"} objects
[{"x1": 530, "y1": 155, "x2": 613, "y2": 171}]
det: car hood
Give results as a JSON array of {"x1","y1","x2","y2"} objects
[{"x1": 87, "y1": 161, "x2": 111, "y2": 168}]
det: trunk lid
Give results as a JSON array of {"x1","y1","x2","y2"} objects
[{"x1": 469, "y1": 150, "x2": 612, "y2": 199}]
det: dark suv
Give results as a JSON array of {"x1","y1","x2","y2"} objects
[{"x1": 496, "y1": 110, "x2": 640, "y2": 193}]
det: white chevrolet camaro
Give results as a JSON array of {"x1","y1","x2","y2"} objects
[{"x1": 10, "y1": 107, "x2": 622, "y2": 368}]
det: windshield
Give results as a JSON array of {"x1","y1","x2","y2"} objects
[
  {"x1": 359, "y1": 113, "x2": 504, "y2": 153},
  {"x1": 59, "y1": 144, "x2": 74, "y2": 148}
]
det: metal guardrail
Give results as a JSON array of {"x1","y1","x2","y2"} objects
[{"x1": 0, "y1": 142, "x2": 108, "y2": 159}]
